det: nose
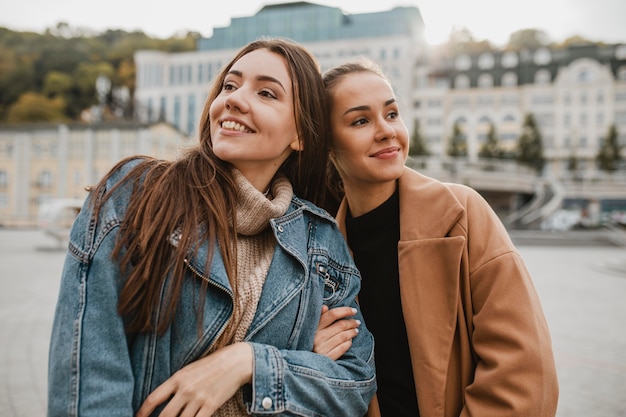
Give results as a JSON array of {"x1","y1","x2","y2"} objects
[
  {"x1": 224, "y1": 87, "x2": 249, "y2": 113},
  {"x1": 374, "y1": 118, "x2": 396, "y2": 142}
]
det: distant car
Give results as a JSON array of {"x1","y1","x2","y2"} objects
[{"x1": 37, "y1": 199, "x2": 83, "y2": 245}]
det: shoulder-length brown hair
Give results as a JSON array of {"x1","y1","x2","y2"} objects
[{"x1": 92, "y1": 38, "x2": 330, "y2": 337}]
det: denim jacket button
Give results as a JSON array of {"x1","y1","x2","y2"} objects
[
  {"x1": 277, "y1": 225, "x2": 284, "y2": 232},
  {"x1": 262, "y1": 397, "x2": 273, "y2": 409}
]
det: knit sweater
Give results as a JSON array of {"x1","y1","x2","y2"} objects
[{"x1": 215, "y1": 169, "x2": 293, "y2": 417}]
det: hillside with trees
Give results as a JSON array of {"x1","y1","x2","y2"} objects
[{"x1": 0, "y1": 23, "x2": 198, "y2": 124}]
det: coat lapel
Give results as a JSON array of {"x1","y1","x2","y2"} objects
[{"x1": 397, "y1": 168, "x2": 466, "y2": 416}]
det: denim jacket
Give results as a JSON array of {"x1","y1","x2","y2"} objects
[{"x1": 48, "y1": 160, "x2": 376, "y2": 417}]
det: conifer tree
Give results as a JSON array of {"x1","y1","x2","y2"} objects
[
  {"x1": 596, "y1": 124, "x2": 622, "y2": 172},
  {"x1": 408, "y1": 119, "x2": 430, "y2": 156},
  {"x1": 447, "y1": 121, "x2": 467, "y2": 157},
  {"x1": 478, "y1": 123, "x2": 502, "y2": 159},
  {"x1": 516, "y1": 113, "x2": 545, "y2": 173}
]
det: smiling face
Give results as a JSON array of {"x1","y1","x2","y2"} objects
[
  {"x1": 328, "y1": 71, "x2": 409, "y2": 200},
  {"x1": 209, "y1": 48, "x2": 301, "y2": 190}
]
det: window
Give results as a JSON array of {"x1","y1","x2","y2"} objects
[
  {"x1": 534, "y1": 69, "x2": 551, "y2": 84},
  {"x1": 578, "y1": 70, "x2": 591, "y2": 83},
  {"x1": 502, "y1": 51, "x2": 518, "y2": 68},
  {"x1": 455, "y1": 74, "x2": 470, "y2": 89},
  {"x1": 533, "y1": 47, "x2": 551, "y2": 65},
  {"x1": 478, "y1": 74, "x2": 494, "y2": 88},
  {"x1": 478, "y1": 53, "x2": 494, "y2": 69},
  {"x1": 38, "y1": 170, "x2": 53, "y2": 188},
  {"x1": 501, "y1": 72, "x2": 517, "y2": 87},
  {"x1": 455, "y1": 54, "x2": 471, "y2": 71}
]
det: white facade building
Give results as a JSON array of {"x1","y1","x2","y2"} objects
[{"x1": 134, "y1": 2, "x2": 426, "y2": 137}]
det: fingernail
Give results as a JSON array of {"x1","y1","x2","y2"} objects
[
  {"x1": 356, "y1": 320, "x2": 361, "y2": 326},
  {"x1": 351, "y1": 308, "x2": 357, "y2": 314}
]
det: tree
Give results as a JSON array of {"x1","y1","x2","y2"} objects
[
  {"x1": 516, "y1": 113, "x2": 545, "y2": 173},
  {"x1": 42, "y1": 71, "x2": 73, "y2": 98},
  {"x1": 447, "y1": 122, "x2": 467, "y2": 157},
  {"x1": 6, "y1": 92, "x2": 68, "y2": 123},
  {"x1": 445, "y1": 26, "x2": 493, "y2": 54},
  {"x1": 478, "y1": 123, "x2": 502, "y2": 159},
  {"x1": 596, "y1": 124, "x2": 623, "y2": 172},
  {"x1": 506, "y1": 29, "x2": 550, "y2": 50},
  {"x1": 408, "y1": 119, "x2": 429, "y2": 156}
]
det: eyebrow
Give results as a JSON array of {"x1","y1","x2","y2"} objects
[
  {"x1": 227, "y1": 70, "x2": 286, "y2": 93},
  {"x1": 343, "y1": 98, "x2": 396, "y2": 116}
]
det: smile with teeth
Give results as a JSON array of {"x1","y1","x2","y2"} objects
[{"x1": 221, "y1": 120, "x2": 252, "y2": 132}]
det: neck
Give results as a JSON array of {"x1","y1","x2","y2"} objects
[{"x1": 344, "y1": 180, "x2": 397, "y2": 218}]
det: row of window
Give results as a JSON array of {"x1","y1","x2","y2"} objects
[{"x1": 454, "y1": 45, "x2": 626, "y2": 71}]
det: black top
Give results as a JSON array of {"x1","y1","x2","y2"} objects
[{"x1": 345, "y1": 188, "x2": 419, "y2": 416}]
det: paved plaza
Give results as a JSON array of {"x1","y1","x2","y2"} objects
[{"x1": 1, "y1": 229, "x2": 625, "y2": 416}]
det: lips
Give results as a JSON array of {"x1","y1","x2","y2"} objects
[{"x1": 371, "y1": 147, "x2": 400, "y2": 157}]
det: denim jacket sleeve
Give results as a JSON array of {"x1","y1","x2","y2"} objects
[{"x1": 47, "y1": 167, "x2": 138, "y2": 416}]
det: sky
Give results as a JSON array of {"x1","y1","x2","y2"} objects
[{"x1": 1, "y1": 0, "x2": 625, "y2": 46}]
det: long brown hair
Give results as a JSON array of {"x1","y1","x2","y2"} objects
[{"x1": 91, "y1": 38, "x2": 330, "y2": 338}]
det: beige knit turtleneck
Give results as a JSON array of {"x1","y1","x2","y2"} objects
[{"x1": 214, "y1": 169, "x2": 293, "y2": 417}]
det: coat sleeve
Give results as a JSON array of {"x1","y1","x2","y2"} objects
[{"x1": 460, "y1": 187, "x2": 559, "y2": 417}]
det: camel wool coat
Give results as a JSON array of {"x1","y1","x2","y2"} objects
[{"x1": 335, "y1": 167, "x2": 559, "y2": 417}]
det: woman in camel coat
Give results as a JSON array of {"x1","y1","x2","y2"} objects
[{"x1": 313, "y1": 59, "x2": 559, "y2": 416}]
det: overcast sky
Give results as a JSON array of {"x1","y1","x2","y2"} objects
[{"x1": 1, "y1": 0, "x2": 625, "y2": 46}]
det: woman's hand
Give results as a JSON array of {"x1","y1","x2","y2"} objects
[
  {"x1": 313, "y1": 305, "x2": 361, "y2": 361},
  {"x1": 136, "y1": 342, "x2": 253, "y2": 417}
]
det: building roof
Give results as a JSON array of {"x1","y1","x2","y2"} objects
[{"x1": 197, "y1": 1, "x2": 424, "y2": 51}]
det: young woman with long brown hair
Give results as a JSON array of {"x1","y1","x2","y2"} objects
[{"x1": 47, "y1": 39, "x2": 375, "y2": 417}]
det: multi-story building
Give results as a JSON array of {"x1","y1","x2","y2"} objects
[
  {"x1": 414, "y1": 43, "x2": 626, "y2": 180},
  {"x1": 133, "y1": 2, "x2": 427, "y2": 136},
  {"x1": 0, "y1": 122, "x2": 191, "y2": 227}
]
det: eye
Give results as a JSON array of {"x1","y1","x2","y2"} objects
[
  {"x1": 351, "y1": 117, "x2": 368, "y2": 126},
  {"x1": 259, "y1": 89, "x2": 277, "y2": 99},
  {"x1": 387, "y1": 110, "x2": 399, "y2": 120},
  {"x1": 222, "y1": 81, "x2": 236, "y2": 91}
]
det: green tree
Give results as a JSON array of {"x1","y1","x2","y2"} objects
[
  {"x1": 6, "y1": 92, "x2": 68, "y2": 122},
  {"x1": 478, "y1": 123, "x2": 502, "y2": 158},
  {"x1": 596, "y1": 124, "x2": 623, "y2": 172},
  {"x1": 447, "y1": 122, "x2": 467, "y2": 157},
  {"x1": 516, "y1": 113, "x2": 545, "y2": 173},
  {"x1": 42, "y1": 71, "x2": 73, "y2": 98},
  {"x1": 408, "y1": 119, "x2": 429, "y2": 156}
]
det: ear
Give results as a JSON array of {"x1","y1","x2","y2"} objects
[{"x1": 289, "y1": 137, "x2": 303, "y2": 152}]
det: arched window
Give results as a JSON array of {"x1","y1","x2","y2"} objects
[
  {"x1": 455, "y1": 54, "x2": 471, "y2": 71},
  {"x1": 533, "y1": 47, "x2": 551, "y2": 65},
  {"x1": 455, "y1": 74, "x2": 470, "y2": 89},
  {"x1": 534, "y1": 69, "x2": 551, "y2": 84},
  {"x1": 478, "y1": 74, "x2": 494, "y2": 88},
  {"x1": 478, "y1": 53, "x2": 494, "y2": 69},
  {"x1": 501, "y1": 72, "x2": 518, "y2": 87},
  {"x1": 502, "y1": 51, "x2": 518, "y2": 68}
]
